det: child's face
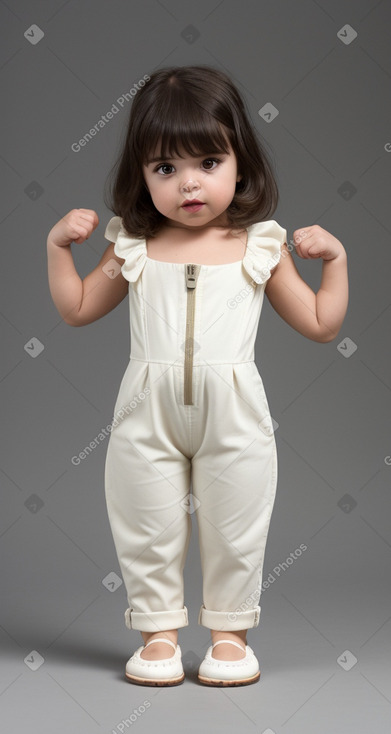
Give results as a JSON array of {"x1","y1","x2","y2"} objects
[{"x1": 142, "y1": 139, "x2": 242, "y2": 229}]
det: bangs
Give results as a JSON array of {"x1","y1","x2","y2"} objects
[{"x1": 138, "y1": 96, "x2": 232, "y2": 165}]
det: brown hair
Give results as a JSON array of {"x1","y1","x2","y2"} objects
[{"x1": 104, "y1": 64, "x2": 279, "y2": 239}]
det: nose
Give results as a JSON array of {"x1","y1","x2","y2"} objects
[{"x1": 181, "y1": 178, "x2": 201, "y2": 199}]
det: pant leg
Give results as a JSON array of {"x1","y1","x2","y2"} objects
[
  {"x1": 191, "y1": 362, "x2": 278, "y2": 631},
  {"x1": 104, "y1": 362, "x2": 192, "y2": 633}
]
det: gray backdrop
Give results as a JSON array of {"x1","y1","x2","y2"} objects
[{"x1": 1, "y1": 1, "x2": 390, "y2": 732}]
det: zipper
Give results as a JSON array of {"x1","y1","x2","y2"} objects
[{"x1": 184, "y1": 263, "x2": 201, "y2": 405}]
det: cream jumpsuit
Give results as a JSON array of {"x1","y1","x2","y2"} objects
[{"x1": 104, "y1": 216, "x2": 287, "y2": 633}]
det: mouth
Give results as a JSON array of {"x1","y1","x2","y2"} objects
[
  {"x1": 181, "y1": 199, "x2": 204, "y2": 207},
  {"x1": 181, "y1": 199, "x2": 205, "y2": 212}
]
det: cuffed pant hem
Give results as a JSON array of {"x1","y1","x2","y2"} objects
[
  {"x1": 124, "y1": 606, "x2": 189, "y2": 631},
  {"x1": 197, "y1": 604, "x2": 261, "y2": 630}
]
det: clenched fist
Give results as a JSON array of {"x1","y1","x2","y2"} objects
[{"x1": 48, "y1": 209, "x2": 99, "y2": 248}]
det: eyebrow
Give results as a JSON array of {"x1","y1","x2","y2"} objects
[{"x1": 146, "y1": 152, "x2": 227, "y2": 165}]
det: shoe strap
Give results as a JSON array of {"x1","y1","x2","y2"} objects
[
  {"x1": 144, "y1": 637, "x2": 177, "y2": 651},
  {"x1": 212, "y1": 639, "x2": 246, "y2": 652}
]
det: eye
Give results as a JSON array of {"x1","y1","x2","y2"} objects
[
  {"x1": 202, "y1": 157, "x2": 221, "y2": 170},
  {"x1": 155, "y1": 163, "x2": 174, "y2": 175}
]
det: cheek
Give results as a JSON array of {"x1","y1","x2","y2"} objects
[
  {"x1": 147, "y1": 180, "x2": 163, "y2": 199},
  {"x1": 154, "y1": 186, "x2": 172, "y2": 205},
  {"x1": 148, "y1": 184, "x2": 173, "y2": 212},
  {"x1": 214, "y1": 175, "x2": 237, "y2": 201}
]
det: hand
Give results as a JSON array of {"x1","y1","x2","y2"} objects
[
  {"x1": 48, "y1": 208, "x2": 99, "y2": 247},
  {"x1": 292, "y1": 224, "x2": 345, "y2": 262}
]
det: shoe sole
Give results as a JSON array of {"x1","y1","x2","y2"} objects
[
  {"x1": 197, "y1": 670, "x2": 260, "y2": 687},
  {"x1": 125, "y1": 671, "x2": 185, "y2": 686}
]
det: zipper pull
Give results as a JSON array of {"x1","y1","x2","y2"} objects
[{"x1": 186, "y1": 263, "x2": 199, "y2": 289}]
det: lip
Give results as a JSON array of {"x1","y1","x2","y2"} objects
[{"x1": 181, "y1": 199, "x2": 204, "y2": 207}]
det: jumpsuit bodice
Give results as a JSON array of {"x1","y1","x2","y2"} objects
[{"x1": 104, "y1": 216, "x2": 287, "y2": 367}]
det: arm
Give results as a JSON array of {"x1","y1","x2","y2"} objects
[
  {"x1": 47, "y1": 208, "x2": 129, "y2": 327},
  {"x1": 264, "y1": 225, "x2": 348, "y2": 343}
]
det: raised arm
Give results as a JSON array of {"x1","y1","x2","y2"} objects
[
  {"x1": 265, "y1": 225, "x2": 348, "y2": 343},
  {"x1": 47, "y1": 208, "x2": 128, "y2": 327}
]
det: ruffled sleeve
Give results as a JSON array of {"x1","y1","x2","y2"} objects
[
  {"x1": 243, "y1": 220, "x2": 287, "y2": 285},
  {"x1": 104, "y1": 216, "x2": 147, "y2": 283}
]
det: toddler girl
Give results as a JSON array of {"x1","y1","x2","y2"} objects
[{"x1": 47, "y1": 64, "x2": 348, "y2": 688}]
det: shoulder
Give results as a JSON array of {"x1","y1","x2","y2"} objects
[
  {"x1": 104, "y1": 215, "x2": 123, "y2": 243},
  {"x1": 104, "y1": 216, "x2": 147, "y2": 283},
  {"x1": 243, "y1": 219, "x2": 287, "y2": 285}
]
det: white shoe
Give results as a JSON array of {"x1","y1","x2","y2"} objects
[
  {"x1": 125, "y1": 637, "x2": 185, "y2": 686},
  {"x1": 198, "y1": 639, "x2": 260, "y2": 686}
]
